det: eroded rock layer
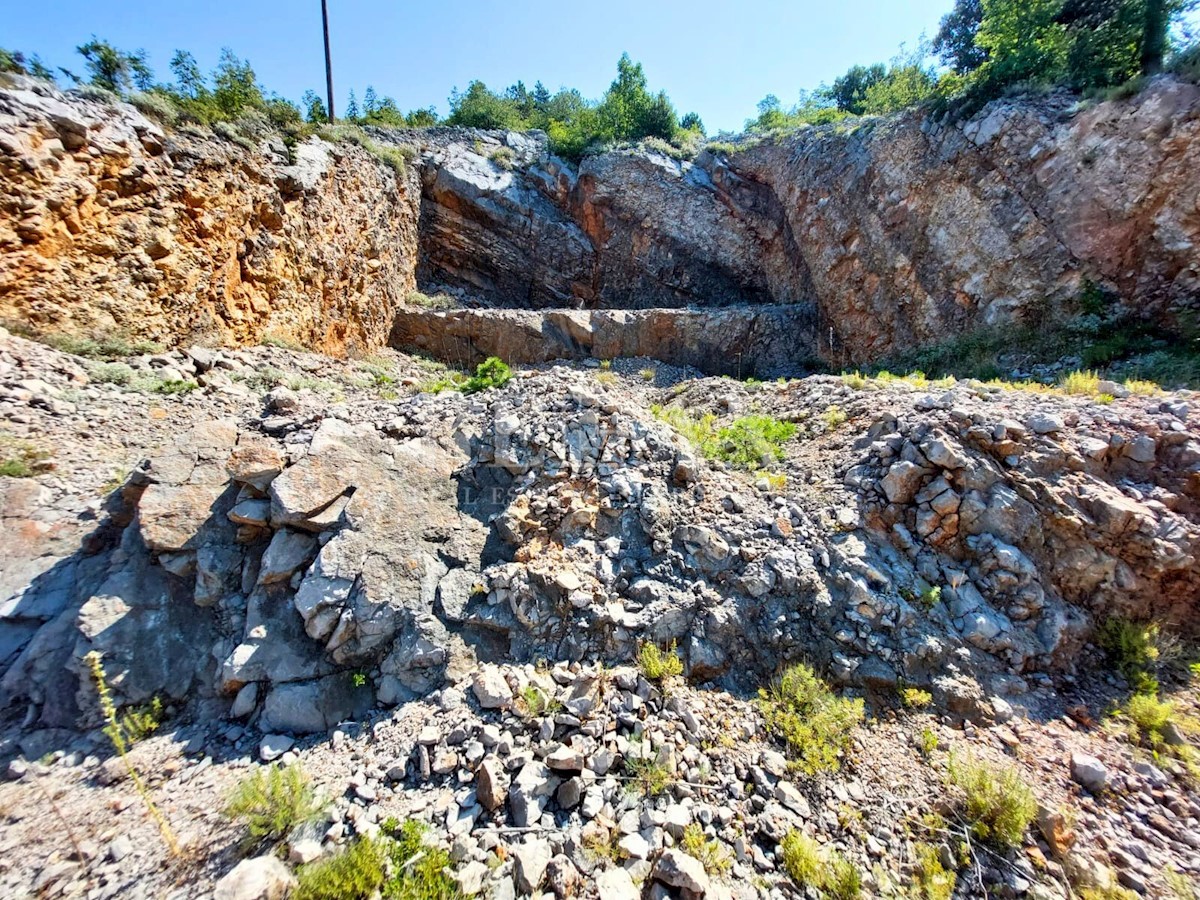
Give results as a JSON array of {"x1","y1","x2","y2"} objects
[{"x1": 0, "y1": 77, "x2": 421, "y2": 354}]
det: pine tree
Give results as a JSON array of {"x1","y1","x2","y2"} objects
[
  {"x1": 345, "y1": 88, "x2": 360, "y2": 122},
  {"x1": 363, "y1": 85, "x2": 378, "y2": 115}
]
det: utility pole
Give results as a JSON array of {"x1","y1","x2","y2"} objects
[{"x1": 322, "y1": 0, "x2": 335, "y2": 122}]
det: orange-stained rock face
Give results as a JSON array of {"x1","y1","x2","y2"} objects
[{"x1": 0, "y1": 79, "x2": 420, "y2": 355}]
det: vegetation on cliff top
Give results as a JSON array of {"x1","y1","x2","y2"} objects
[{"x1": 6, "y1": 2, "x2": 1194, "y2": 164}]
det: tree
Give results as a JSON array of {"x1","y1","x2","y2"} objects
[
  {"x1": 76, "y1": 38, "x2": 152, "y2": 94},
  {"x1": 170, "y1": 50, "x2": 206, "y2": 100},
  {"x1": 362, "y1": 85, "x2": 379, "y2": 115},
  {"x1": 302, "y1": 89, "x2": 329, "y2": 123},
  {"x1": 680, "y1": 111, "x2": 705, "y2": 134},
  {"x1": 933, "y1": 0, "x2": 988, "y2": 73},
  {"x1": 404, "y1": 107, "x2": 439, "y2": 127},
  {"x1": 975, "y1": 0, "x2": 1070, "y2": 88},
  {"x1": 827, "y1": 63, "x2": 887, "y2": 113},
  {"x1": 345, "y1": 89, "x2": 360, "y2": 122},
  {"x1": 447, "y1": 81, "x2": 524, "y2": 129},
  {"x1": 211, "y1": 48, "x2": 263, "y2": 118},
  {"x1": 862, "y1": 64, "x2": 936, "y2": 113},
  {"x1": 1140, "y1": 0, "x2": 1169, "y2": 73}
]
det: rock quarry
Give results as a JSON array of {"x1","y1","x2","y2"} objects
[{"x1": 0, "y1": 74, "x2": 1199, "y2": 899}]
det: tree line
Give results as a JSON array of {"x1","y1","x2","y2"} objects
[{"x1": 747, "y1": 0, "x2": 1198, "y2": 131}]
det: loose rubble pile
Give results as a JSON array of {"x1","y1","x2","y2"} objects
[{"x1": 1, "y1": 330, "x2": 1199, "y2": 898}]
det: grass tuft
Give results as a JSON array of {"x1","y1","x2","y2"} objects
[
  {"x1": 637, "y1": 640, "x2": 684, "y2": 681},
  {"x1": 779, "y1": 830, "x2": 861, "y2": 899}
]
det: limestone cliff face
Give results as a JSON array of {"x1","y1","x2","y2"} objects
[
  {"x1": 0, "y1": 77, "x2": 421, "y2": 355},
  {"x1": 399, "y1": 79, "x2": 1200, "y2": 364},
  {"x1": 1, "y1": 77, "x2": 1197, "y2": 365},
  {"x1": 728, "y1": 79, "x2": 1200, "y2": 361}
]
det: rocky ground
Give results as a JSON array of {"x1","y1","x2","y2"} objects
[{"x1": 1, "y1": 329, "x2": 1199, "y2": 899}]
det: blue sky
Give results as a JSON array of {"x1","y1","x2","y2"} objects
[{"x1": 5, "y1": 0, "x2": 960, "y2": 132}]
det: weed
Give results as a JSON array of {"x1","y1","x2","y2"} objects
[
  {"x1": 1164, "y1": 869, "x2": 1198, "y2": 900},
  {"x1": 758, "y1": 470, "x2": 788, "y2": 492},
  {"x1": 758, "y1": 663, "x2": 864, "y2": 775},
  {"x1": 91, "y1": 362, "x2": 135, "y2": 385},
  {"x1": 901, "y1": 687, "x2": 933, "y2": 710},
  {"x1": 919, "y1": 728, "x2": 939, "y2": 758},
  {"x1": 517, "y1": 684, "x2": 563, "y2": 718},
  {"x1": 86, "y1": 652, "x2": 180, "y2": 854},
  {"x1": 380, "y1": 818, "x2": 459, "y2": 899},
  {"x1": 316, "y1": 124, "x2": 415, "y2": 176},
  {"x1": 596, "y1": 370, "x2": 618, "y2": 387},
  {"x1": 462, "y1": 357, "x2": 513, "y2": 394},
  {"x1": 918, "y1": 585, "x2": 942, "y2": 611},
  {"x1": 225, "y1": 763, "x2": 320, "y2": 843},
  {"x1": 1123, "y1": 693, "x2": 1174, "y2": 746},
  {"x1": 681, "y1": 823, "x2": 732, "y2": 875},
  {"x1": 351, "y1": 671, "x2": 368, "y2": 688},
  {"x1": 639, "y1": 367, "x2": 656, "y2": 383},
  {"x1": 652, "y1": 405, "x2": 797, "y2": 471},
  {"x1": 489, "y1": 146, "x2": 516, "y2": 170},
  {"x1": 105, "y1": 696, "x2": 165, "y2": 746},
  {"x1": 147, "y1": 377, "x2": 199, "y2": 395},
  {"x1": 261, "y1": 333, "x2": 305, "y2": 351},
  {"x1": 599, "y1": 359, "x2": 612, "y2": 371},
  {"x1": 406, "y1": 290, "x2": 456, "y2": 310},
  {"x1": 1099, "y1": 618, "x2": 1160, "y2": 691},
  {"x1": 0, "y1": 437, "x2": 53, "y2": 478},
  {"x1": 637, "y1": 640, "x2": 684, "y2": 681},
  {"x1": 625, "y1": 754, "x2": 674, "y2": 797},
  {"x1": 1060, "y1": 369, "x2": 1102, "y2": 396},
  {"x1": 35, "y1": 331, "x2": 161, "y2": 360},
  {"x1": 823, "y1": 406, "x2": 848, "y2": 430},
  {"x1": 1080, "y1": 888, "x2": 1140, "y2": 900},
  {"x1": 945, "y1": 751, "x2": 1037, "y2": 851},
  {"x1": 842, "y1": 371, "x2": 868, "y2": 390},
  {"x1": 1124, "y1": 379, "x2": 1160, "y2": 396},
  {"x1": 779, "y1": 830, "x2": 861, "y2": 899},
  {"x1": 295, "y1": 834, "x2": 387, "y2": 900},
  {"x1": 908, "y1": 842, "x2": 956, "y2": 900}
]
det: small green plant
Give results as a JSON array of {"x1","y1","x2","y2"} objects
[
  {"x1": 681, "y1": 823, "x2": 732, "y2": 875},
  {"x1": 405, "y1": 290, "x2": 456, "y2": 310},
  {"x1": 779, "y1": 830, "x2": 861, "y2": 899},
  {"x1": 106, "y1": 696, "x2": 165, "y2": 746},
  {"x1": 86, "y1": 652, "x2": 180, "y2": 854},
  {"x1": 0, "y1": 437, "x2": 53, "y2": 478},
  {"x1": 907, "y1": 842, "x2": 956, "y2": 900},
  {"x1": 637, "y1": 640, "x2": 684, "y2": 681},
  {"x1": 351, "y1": 671, "x2": 368, "y2": 688},
  {"x1": 596, "y1": 370, "x2": 618, "y2": 387},
  {"x1": 758, "y1": 663, "x2": 864, "y2": 775},
  {"x1": 295, "y1": 834, "x2": 388, "y2": 900},
  {"x1": 901, "y1": 687, "x2": 933, "y2": 710},
  {"x1": 625, "y1": 754, "x2": 673, "y2": 797},
  {"x1": 841, "y1": 371, "x2": 868, "y2": 390},
  {"x1": 261, "y1": 333, "x2": 305, "y2": 351},
  {"x1": 517, "y1": 684, "x2": 563, "y2": 718},
  {"x1": 639, "y1": 367, "x2": 656, "y2": 383},
  {"x1": 488, "y1": 146, "x2": 516, "y2": 169},
  {"x1": 652, "y1": 406, "x2": 797, "y2": 471},
  {"x1": 599, "y1": 359, "x2": 612, "y2": 371},
  {"x1": 917, "y1": 585, "x2": 942, "y2": 611},
  {"x1": 1080, "y1": 888, "x2": 1140, "y2": 900},
  {"x1": 461, "y1": 356, "x2": 513, "y2": 394},
  {"x1": 1164, "y1": 869, "x2": 1198, "y2": 900},
  {"x1": 1099, "y1": 618, "x2": 1161, "y2": 691},
  {"x1": 823, "y1": 405, "x2": 848, "y2": 430},
  {"x1": 224, "y1": 763, "x2": 320, "y2": 843},
  {"x1": 91, "y1": 362, "x2": 135, "y2": 385},
  {"x1": 33, "y1": 331, "x2": 162, "y2": 360},
  {"x1": 945, "y1": 751, "x2": 1037, "y2": 851},
  {"x1": 1123, "y1": 692, "x2": 1174, "y2": 746},
  {"x1": 918, "y1": 728, "x2": 938, "y2": 758},
  {"x1": 148, "y1": 378, "x2": 199, "y2": 395}
]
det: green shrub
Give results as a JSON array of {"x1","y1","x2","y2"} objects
[
  {"x1": 779, "y1": 830, "x2": 861, "y2": 899},
  {"x1": 625, "y1": 753, "x2": 674, "y2": 797},
  {"x1": 901, "y1": 687, "x2": 933, "y2": 710},
  {"x1": 295, "y1": 834, "x2": 388, "y2": 900},
  {"x1": 652, "y1": 406, "x2": 797, "y2": 471},
  {"x1": 91, "y1": 363, "x2": 134, "y2": 385},
  {"x1": 40, "y1": 332, "x2": 161, "y2": 360},
  {"x1": 129, "y1": 90, "x2": 181, "y2": 125},
  {"x1": 0, "y1": 437, "x2": 53, "y2": 478},
  {"x1": 381, "y1": 818, "x2": 459, "y2": 899},
  {"x1": 639, "y1": 367, "x2": 656, "y2": 382},
  {"x1": 148, "y1": 378, "x2": 199, "y2": 395},
  {"x1": 637, "y1": 640, "x2": 684, "y2": 680},
  {"x1": 1099, "y1": 618, "x2": 1161, "y2": 690},
  {"x1": 105, "y1": 696, "x2": 164, "y2": 746},
  {"x1": 517, "y1": 684, "x2": 562, "y2": 718},
  {"x1": 406, "y1": 291, "x2": 456, "y2": 310},
  {"x1": 908, "y1": 842, "x2": 956, "y2": 900},
  {"x1": 224, "y1": 764, "x2": 320, "y2": 842},
  {"x1": 758, "y1": 663, "x2": 864, "y2": 775},
  {"x1": 461, "y1": 356, "x2": 513, "y2": 394},
  {"x1": 1124, "y1": 693, "x2": 1174, "y2": 746},
  {"x1": 681, "y1": 823, "x2": 732, "y2": 875},
  {"x1": 945, "y1": 752, "x2": 1037, "y2": 850}
]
